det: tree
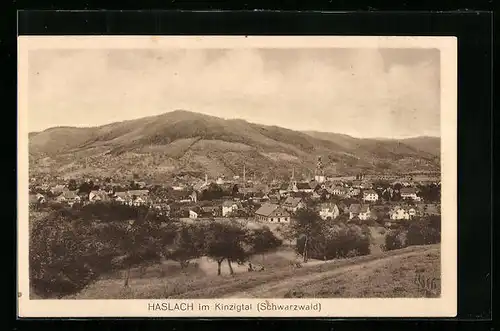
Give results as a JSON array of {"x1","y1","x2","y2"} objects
[
  {"x1": 291, "y1": 208, "x2": 324, "y2": 262},
  {"x1": 108, "y1": 208, "x2": 166, "y2": 287},
  {"x1": 232, "y1": 184, "x2": 239, "y2": 197},
  {"x1": 204, "y1": 221, "x2": 248, "y2": 275},
  {"x1": 78, "y1": 181, "x2": 93, "y2": 195},
  {"x1": 299, "y1": 223, "x2": 371, "y2": 259},
  {"x1": 30, "y1": 215, "x2": 98, "y2": 298},
  {"x1": 406, "y1": 217, "x2": 441, "y2": 246},
  {"x1": 246, "y1": 226, "x2": 282, "y2": 263},
  {"x1": 68, "y1": 179, "x2": 78, "y2": 191},
  {"x1": 201, "y1": 183, "x2": 224, "y2": 201},
  {"x1": 384, "y1": 229, "x2": 407, "y2": 251},
  {"x1": 165, "y1": 223, "x2": 204, "y2": 269}
]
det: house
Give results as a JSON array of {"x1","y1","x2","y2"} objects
[
  {"x1": 351, "y1": 180, "x2": 363, "y2": 188},
  {"x1": 348, "y1": 204, "x2": 371, "y2": 220},
  {"x1": 240, "y1": 187, "x2": 258, "y2": 197},
  {"x1": 152, "y1": 204, "x2": 171, "y2": 216},
  {"x1": 222, "y1": 200, "x2": 239, "y2": 217},
  {"x1": 330, "y1": 186, "x2": 349, "y2": 196},
  {"x1": 202, "y1": 206, "x2": 222, "y2": 217},
  {"x1": 127, "y1": 189, "x2": 150, "y2": 197},
  {"x1": 362, "y1": 190, "x2": 379, "y2": 202},
  {"x1": 112, "y1": 190, "x2": 149, "y2": 205},
  {"x1": 132, "y1": 196, "x2": 147, "y2": 206},
  {"x1": 360, "y1": 182, "x2": 373, "y2": 189},
  {"x1": 311, "y1": 191, "x2": 322, "y2": 200},
  {"x1": 193, "y1": 180, "x2": 210, "y2": 193},
  {"x1": 55, "y1": 190, "x2": 81, "y2": 206},
  {"x1": 171, "y1": 185, "x2": 186, "y2": 191},
  {"x1": 282, "y1": 197, "x2": 305, "y2": 213},
  {"x1": 35, "y1": 193, "x2": 45, "y2": 203},
  {"x1": 389, "y1": 206, "x2": 410, "y2": 220},
  {"x1": 29, "y1": 193, "x2": 46, "y2": 207},
  {"x1": 255, "y1": 203, "x2": 291, "y2": 223},
  {"x1": 89, "y1": 190, "x2": 111, "y2": 203},
  {"x1": 279, "y1": 183, "x2": 290, "y2": 195},
  {"x1": 296, "y1": 182, "x2": 314, "y2": 193},
  {"x1": 127, "y1": 190, "x2": 150, "y2": 205},
  {"x1": 189, "y1": 210, "x2": 198, "y2": 219},
  {"x1": 318, "y1": 202, "x2": 340, "y2": 220},
  {"x1": 50, "y1": 184, "x2": 67, "y2": 196},
  {"x1": 269, "y1": 195, "x2": 280, "y2": 204},
  {"x1": 114, "y1": 191, "x2": 130, "y2": 204},
  {"x1": 348, "y1": 188, "x2": 361, "y2": 197},
  {"x1": 400, "y1": 187, "x2": 420, "y2": 201}
]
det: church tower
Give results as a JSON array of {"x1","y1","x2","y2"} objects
[{"x1": 314, "y1": 156, "x2": 326, "y2": 183}]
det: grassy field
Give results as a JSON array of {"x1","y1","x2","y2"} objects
[{"x1": 63, "y1": 244, "x2": 440, "y2": 300}]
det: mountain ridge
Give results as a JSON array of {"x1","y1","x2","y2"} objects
[{"x1": 29, "y1": 110, "x2": 440, "y2": 181}]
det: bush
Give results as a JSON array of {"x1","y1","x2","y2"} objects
[
  {"x1": 30, "y1": 216, "x2": 103, "y2": 297},
  {"x1": 29, "y1": 205, "x2": 171, "y2": 298},
  {"x1": 296, "y1": 223, "x2": 371, "y2": 260},
  {"x1": 383, "y1": 216, "x2": 441, "y2": 251},
  {"x1": 406, "y1": 218, "x2": 441, "y2": 246},
  {"x1": 384, "y1": 230, "x2": 407, "y2": 251}
]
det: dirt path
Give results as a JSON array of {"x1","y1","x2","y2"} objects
[{"x1": 221, "y1": 250, "x2": 426, "y2": 298}]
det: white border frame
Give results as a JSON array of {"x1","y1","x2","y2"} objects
[{"x1": 17, "y1": 36, "x2": 457, "y2": 318}]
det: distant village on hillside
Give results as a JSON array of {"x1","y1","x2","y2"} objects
[{"x1": 29, "y1": 155, "x2": 441, "y2": 227}]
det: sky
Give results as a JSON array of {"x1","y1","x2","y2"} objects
[{"x1": 28, "y1": 47, "x2": 440, "y2": 138}]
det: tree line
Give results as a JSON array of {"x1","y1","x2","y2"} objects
[
  {"x1": 281, "y1": 209, "x2": 372, "y2": 262},
  {"x1": 384, "y1": 215, "x2": 441, "y2": 251},
  {"x1": 29, "y1": 203, "x2": 282, "y2": 298}
]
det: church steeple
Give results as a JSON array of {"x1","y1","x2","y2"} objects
[
  {"x1": 314, "y1": 156, "x2": 326, "y2": 183},
  {"x1": 316, "y1": 156, "x2": 324, "y2": 175}
]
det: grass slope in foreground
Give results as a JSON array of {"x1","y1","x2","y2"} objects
[{"x1": 64, "y1": 244, "x2": 440, "y2": 299}]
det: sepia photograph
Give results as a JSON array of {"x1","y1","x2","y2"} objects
[{"x1": 18, "y1": 36, "x2": 457, "y2": 317}]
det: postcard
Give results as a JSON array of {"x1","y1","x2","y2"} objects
[{"x1": 18, "y1": 35, "x2": 457, "y2": 317}]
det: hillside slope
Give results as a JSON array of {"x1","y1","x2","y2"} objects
[
  {"x1": 65, "y1": 245, "x2": 440, "y2": 299},
  {"x1": 29, "y1": 110, "x2": 440, "y2": 181}
]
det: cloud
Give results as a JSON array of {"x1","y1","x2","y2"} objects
[{"x1": 28, "y1": 48, "x2": 440, "y2": 138}]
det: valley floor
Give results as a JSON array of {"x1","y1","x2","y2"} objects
[{"x1": 62, "y1": 244, "x2": 440, "y2": 300}]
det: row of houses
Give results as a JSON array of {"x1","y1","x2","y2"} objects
[
  {"x1": 29, "y1": 188, "x2": 165, "y2": 208},
  {"x1": 254, "y1": 199, "x2": 440, "y2": 224},
  {"x1": 188, "y1": 200, "x2": 241, "y2": 219},
  {"x1": 273, "y1": 178, "x2": 421, "y2": 203}
]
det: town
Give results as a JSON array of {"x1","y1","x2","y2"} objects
[{"x1": 29, "y1": 156, "x2": 441, "y2": 227}]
